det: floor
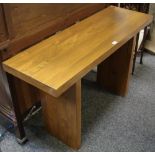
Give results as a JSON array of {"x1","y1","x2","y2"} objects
[{"x1": 0, "y1": 53, "x2": 155, "y2": 152}]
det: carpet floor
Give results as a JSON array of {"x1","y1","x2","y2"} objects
[{"x1": 0, "y1": 53, "x2": 155, "y2": 152}]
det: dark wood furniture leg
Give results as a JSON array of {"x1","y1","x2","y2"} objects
[
  {"x1": 1, "y1": 51, "x2": 27, "y2": 143},
  {"x1": 132, "y1": 33, "x2": 139, "y2": 74},
  {"x1": 41, "y1": 80, "x2": 81, "y2": 149},
  {"x1": 140, "y1": 26, "x2": 148, "y2": 64},
  {"x1": 97, "y1": 37, "x2": 135, "y2": 96},
  {"x1": 6, "y1": 73, "x2": 27, "y2": 144}
]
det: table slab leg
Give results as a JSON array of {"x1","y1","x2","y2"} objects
[
  {"x1": 97, "y1": 37, "x2": 135, "y2": 96},
  {"x1": 41, "y1": 80, "x2": 81, "y2": 149}
]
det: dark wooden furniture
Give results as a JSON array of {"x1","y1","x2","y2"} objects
[
  {"x1": 0, "y1": 3, "x2": 109, "y2": 143},
  {"x1": 2, "y1": 6, "x2": 152, "y2": 149},
  {"x1": 120, "y1": 3, "x2": 150, "y2": 74}
]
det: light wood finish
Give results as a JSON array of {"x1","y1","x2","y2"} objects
[
  {"x1": 97, "y1": 37, "x2": 136, "y2": 96},
  {"x1": 41, "y1": 80, "x2": 81, "y2": 149},
  {"x1": 0, "y1": 4, "x2": 108, "y2": 142},
  {"x1": 2, "y1": 6, "x2": 153, "y2": 149},
  {"x1": 3, "y1": 6, "x2": 153, "y2": 97}
]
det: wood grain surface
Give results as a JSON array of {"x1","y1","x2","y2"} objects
[
  {"x1": 3, "y1": 6, "x2": 153, "y2": 97},
  {"x1": 97, "y1": 37, "x2": 136, "y2": 96},
  {"x1": 42, "y1": 80, "x2": 81, "y2": 149}
]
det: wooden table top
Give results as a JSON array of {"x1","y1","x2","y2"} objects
[{"x1": 3, "y1": 6, "x2": 152, "y2": 97}]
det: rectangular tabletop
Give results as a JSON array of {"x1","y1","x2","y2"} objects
[{"x1": 3, "y1": 6, "x2": 152, "y2": 97}]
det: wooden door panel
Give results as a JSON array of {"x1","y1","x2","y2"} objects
[{"x1": 0, "y1": 4, "x2": 7, "y2": 43}]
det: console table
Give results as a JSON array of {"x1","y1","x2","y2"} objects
[
  {"x1": 0, "y1": 3, "x2": 109, "y2": 143},
  {"x1": 2, "y1": 6, "x2": 152, "y2": 149}
]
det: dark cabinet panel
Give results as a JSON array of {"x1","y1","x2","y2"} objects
[
  {"x1": 0, "y1": 54, "x2": 15, "y2": 121},
  {"x1": 8, "y1": 4, "x2": 109, "y2": 55}
]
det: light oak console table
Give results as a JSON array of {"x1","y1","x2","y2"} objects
[{"x1": 2, "y1": 6, "x2": 152, "y2": 149}]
